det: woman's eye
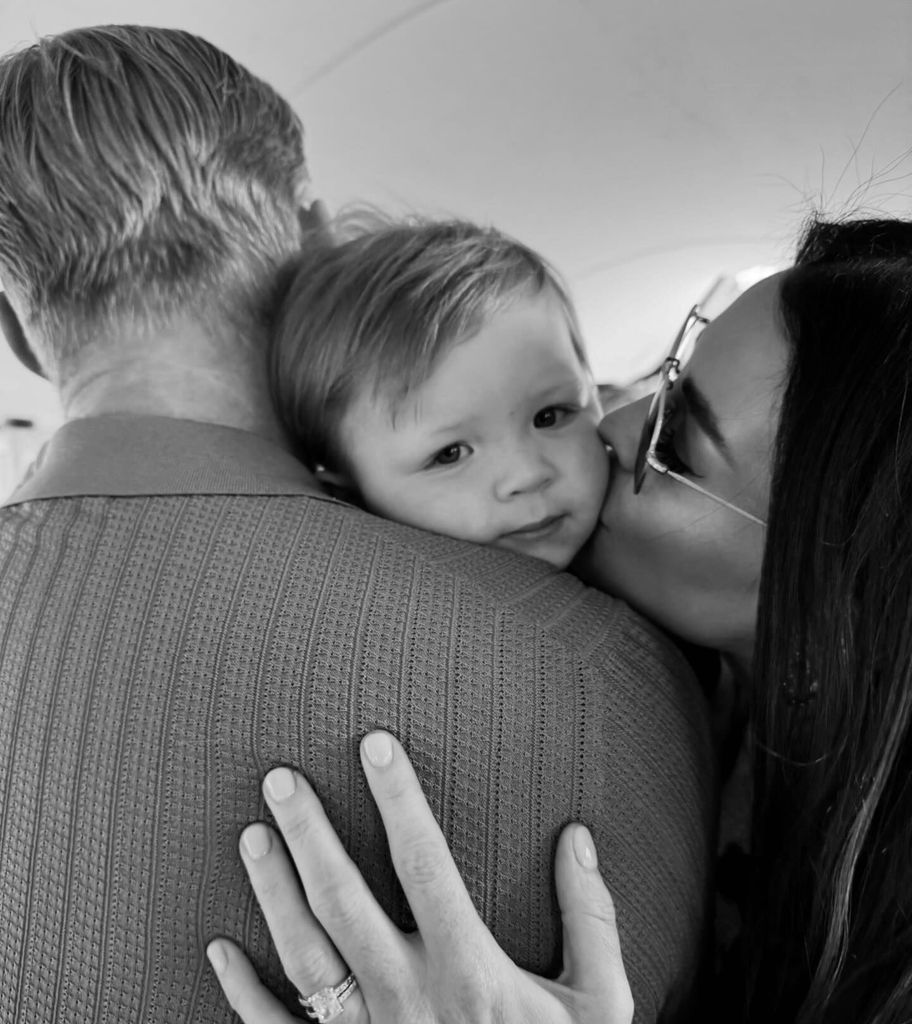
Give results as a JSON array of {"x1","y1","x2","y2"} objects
[
  {"x1": 654, "y1": 405, "x2": 693, "y2": 475},
  {"x1": 431, "y1": 443, "x2": 469, "y2": 467},
  {"x1": 533, "y1": 405, "x2": 574, "y2": 429}
]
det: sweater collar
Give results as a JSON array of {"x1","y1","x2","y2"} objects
[{"x1": 3, "y1": 415, "x2": 329, "y2": 506}]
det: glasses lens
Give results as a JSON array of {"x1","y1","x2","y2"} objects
[
  {"x1": 634, "y1": 306, "x2": 704, "y2": 494},
  {"x1": 634, "y1": 385, "x2": 663, "y2": 493}
]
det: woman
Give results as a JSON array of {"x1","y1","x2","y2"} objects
[{"x1": 208, "y1": 215, "x2": 912, "y2": 1023}]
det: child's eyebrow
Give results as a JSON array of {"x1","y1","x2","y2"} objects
[
  {"x1": 423, "y1": 420, "x2": 471, "y2": 437},
  {"x1": 532, "y1": 377, "x2": 589, "y2": 400}
]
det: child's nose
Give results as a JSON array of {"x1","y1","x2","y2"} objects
[
  {"x1": 597, "y1": 395, "x2": 650, "y2": 474},
  {"x1": 495, "y1": 443, "x2": 555, "y2": 500}
]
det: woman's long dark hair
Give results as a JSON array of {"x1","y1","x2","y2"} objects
[{"x1": 743, "y1": 218, "x2": 912, "y2": 1022}]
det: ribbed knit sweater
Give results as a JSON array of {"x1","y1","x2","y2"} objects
[{"x1": 0, "y1": 416, "x2": 715, "y2": 1023}]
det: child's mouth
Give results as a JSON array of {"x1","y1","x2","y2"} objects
[{"x1": 507, "y1": 514, "x2": 566, "y2": 538}]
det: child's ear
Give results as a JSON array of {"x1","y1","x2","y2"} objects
[{"x1": 314, "y1": 464, "x2": 358, "y2": 503}]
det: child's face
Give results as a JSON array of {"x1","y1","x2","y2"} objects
[{"x1": 334, "y1": 290, "x2": 609, "y2": 568}]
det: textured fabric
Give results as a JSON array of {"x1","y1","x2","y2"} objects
[
  {"x1": 8, "y1": 415, "x2": 323, "y2": 501},
  {"x1": 0, "y1": 416, "x2": 715, "y2": 1024}
]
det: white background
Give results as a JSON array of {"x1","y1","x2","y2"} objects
[{"x1": 0, "y1": 0, "x2": 909, "y2": 438}]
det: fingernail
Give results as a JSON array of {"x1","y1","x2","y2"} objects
[
  {"x1": 206, "y1": 941, "x2": 228, "y2": 975},
  {"x1": 242, "y1": 823, "x2": 272, "y2": 860},
  {"x1": 362, "y1": 731, "x2": 393, "y2": 768},
  {"x1": 264, "y1": 766, "x2": 296, "y2": 802},
  {"x1": 573, "y1": 825, "x2": 598, "y2": 870}
]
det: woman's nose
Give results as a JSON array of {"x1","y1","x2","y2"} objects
[{"x1": 598, "y1": 395, "x2": 650, "y2": 472}]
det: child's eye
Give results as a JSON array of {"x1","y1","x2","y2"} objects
[
  {"x1": 533, "y1": 405, "x2": 575, "y2": 429},
  {"x1": 430, "y1": 443, "x2": 471, "y2": 467}
]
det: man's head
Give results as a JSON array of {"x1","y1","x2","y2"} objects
[
  {"x1": 271, "y1": 218, "x2": 609, "y2": 567},
  {"x1": 0, "y1": 25, "x2": 308, "y2": 384}
]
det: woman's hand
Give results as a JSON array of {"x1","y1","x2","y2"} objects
[{"x1": 207, "y1": 730, "x2": 633, "y2": 1024}]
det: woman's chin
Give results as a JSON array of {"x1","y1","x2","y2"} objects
[
  {"x1": 569, "y1": 522, "x2": 611, "y2": 589},
  {"x1": 572, "y1": 521, "x2": 720, "y2": 650}
]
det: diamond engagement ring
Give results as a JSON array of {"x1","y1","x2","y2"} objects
[{"x1": 298, "y1": 972, "x2": 359, "y2": 1022}]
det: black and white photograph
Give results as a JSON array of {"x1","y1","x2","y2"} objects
[{"x1": 0, "y1": 3, "x2": 910, "y2": 1022}]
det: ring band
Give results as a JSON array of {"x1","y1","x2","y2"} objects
[{"x1": 298, "y1": 971, "x2": 358, "y2": 1022}]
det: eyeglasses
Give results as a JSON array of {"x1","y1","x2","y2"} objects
[{"x1": 633, "y1": 305, "x2": 767, "y2": 527}]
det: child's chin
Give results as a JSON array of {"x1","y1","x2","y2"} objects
[
  {"x1": 528, "y1": 546, "x2": 574, "y2": 571},
  {"x1": 547, "y1": 552, "x2": 574, "y2": 571}
]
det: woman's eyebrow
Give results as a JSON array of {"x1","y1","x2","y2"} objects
[{"x1": 681, "y1": 377, "x2": 731, "y2": 459}]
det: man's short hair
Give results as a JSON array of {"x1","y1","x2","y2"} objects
[
  {"x1": 270, "y1": 214, "x2": 591, "y2": 472},
  {"x1": 0, "y1": 25, "x2": 307, "y2": 378}
]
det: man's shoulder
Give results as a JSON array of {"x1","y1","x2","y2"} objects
[
  {"x1": 3, "y1": 489, "x2": 670, "y2": 660},
  {"x1": 231, "y1": 492, "x2": 650, "y2": 621},
  {"x1": 2, "y1": 489, "x2": 691, "y2": 692},
  {"x1": 218, "y1": 491, "x2": 691, "y2": 683}
]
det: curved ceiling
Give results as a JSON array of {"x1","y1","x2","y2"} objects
[{"x1": 0, "y1": 0, "x2": 909, "y2": 428}]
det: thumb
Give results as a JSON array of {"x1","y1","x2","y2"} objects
[{"x1": 554, "y1": 824, "x2": 634, "y2": 1022}]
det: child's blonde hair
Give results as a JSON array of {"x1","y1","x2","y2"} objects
[{"x1": 271, "y1": 215, "x2": 590, "y2": 472}]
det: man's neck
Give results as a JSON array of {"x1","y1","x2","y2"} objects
[{"x1": 58, "y1": 322, "x2": 288, "y2": 447}]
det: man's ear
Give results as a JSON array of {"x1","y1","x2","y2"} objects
[
  {"x1": 0, "y1": 293, "x2": 46, "y2": 379},
  {"x1": 298, "y1": 199, "x2": 332, "y2": 243},
  {"x1": 314, "y1": 463, "x2": 357, "y2": 502}
]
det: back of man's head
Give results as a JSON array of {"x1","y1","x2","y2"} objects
[{"x1": 0, "y1": 25, "x2": 307, "y2": 382}]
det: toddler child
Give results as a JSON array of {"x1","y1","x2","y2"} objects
[{"x1": 270, "y1": 218, "x2": 609, "y2": 569}]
